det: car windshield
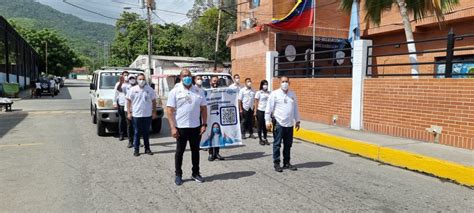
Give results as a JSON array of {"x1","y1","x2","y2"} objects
[
  {"x1": 198, "y1": 75, "x2": 233, "y2": 89},
  {"x1": 99, "y1": 72, "x2": 121, "y2": 89}
]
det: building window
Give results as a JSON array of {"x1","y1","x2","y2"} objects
[{"x1": 250, "y1": 0, "x2": 260, "y2": 9}]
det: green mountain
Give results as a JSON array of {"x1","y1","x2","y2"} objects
[{"x1": 0, "y1": 0, "x2": 114, "y2": 65}]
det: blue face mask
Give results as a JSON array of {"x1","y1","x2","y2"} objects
[
  {"x1": 182, "y1": 76, "x2": 192, "y2": 86},
  {"x1": 212, "y1": 128, "x2": 220, "y2": 134}
]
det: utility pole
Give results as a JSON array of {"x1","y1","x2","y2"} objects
[
  {"x1": 45, "y1": 41, "x2": 48, "y2": 75},
  {"x1": 146, "y1": 0, "x2": 154, "y2": 79},
  {"x1": 213, "y1": 0, "x2": 222, "y2": 72}
]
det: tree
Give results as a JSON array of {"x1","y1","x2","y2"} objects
[
  {"x1": 11, "y1": 22, "x2": 82, "y2": 76},
  {"x1": 341, "y1": 0, "x2": 460, "y2": 77},
  {"x1": 153, "y1": 24, "x2": 190, "y2": 56}
]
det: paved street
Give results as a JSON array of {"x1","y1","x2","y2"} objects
[{"x1": 0, "y1": 80, "x2": 473, "y2": 212}]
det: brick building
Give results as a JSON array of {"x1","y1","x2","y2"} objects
[{"x1": 227, "y1": 0, "x2": 474, "y2": 150}]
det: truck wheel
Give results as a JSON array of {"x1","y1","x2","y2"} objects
[
  {"x1": 151, "y1": 118, "x2": 162, "y2": 134},
  {"x1": 97, "y1": 119, "x2": 106, "y2": 136}
]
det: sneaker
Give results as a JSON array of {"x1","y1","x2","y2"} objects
[
  {"x1": 191, "y1": 174, "x2": 205, "y2": 183},
  {"x1": 259, "y1": 140, "x2": 265, "y2": 145},
  {"x1": 274, "y1": 164, "x2": 283, "y2": 172},
  {"x1": 127, "y1": 142, "x2": 133, "y2": 148},
  {"x1": 119, "y1": 136, "x2": 124, "y2": 141},
  {"x1": 264, "y1": 139, "x2": 270, "y2": 145},
  {"x1": 283, "y1": 163, "x2": 297, "y2": 171},
  {"x1": 175, "y1": 176, "x2": 183, "y2": 186},
  {"x1": 145, "y1": 149, "x2": 154, "y2": 155},
  {"x1": 133, "y1": 151, "x2": 140, "y2": 157},
  {"x1": 242, "y1": 134, "x2": 247, "y2": 139},
  {"x1": 250, "y1": 134, "x2": 257, "y2": 139},
  {"x1": 208, "y1": 154, "x2": 215, "y2": 161}
]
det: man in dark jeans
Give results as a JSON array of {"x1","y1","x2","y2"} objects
[
  {"x1": 265, "y1": 76, "x2": 301, "y2": 172},
  {"x1": 238, "y1": 78, "x2": 256, "y2": 139},
  {"x1": 167, "y1": 69, "x2": 208, "y2": 186}
]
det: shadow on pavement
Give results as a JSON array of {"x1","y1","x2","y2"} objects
[
  {"x1": 0, "y1": 112, "x2": 28, "y2": 138},
  {"x1": 204, "y1": 171, "x2": 256, "y2": 182},
  {"x1": 293, "y1": 161, "x2": 333, "y2": 169},
  {"x1": 225, "y1": 151, "x2": 271, "y2": 161},
  {"x1": 149, "y1": 141, "x2": 176, "y2": 147}
]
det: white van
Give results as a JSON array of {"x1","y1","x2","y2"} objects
[{"x1": 89, "y1": 67, "x2": 164, "y2": 136}]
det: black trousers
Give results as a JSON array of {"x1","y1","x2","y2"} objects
[
  {"x1": 242, "y1": 108, "x2": 254, "y2": 135},
  {"x1": 175, "y1": 127, "x2": 201, "y2": 176},
  {"x1": 126, "y1": 115, "x2": 134, "y2": 143},
  {"x1": 118, "y1": 106, "x2": 127, "y2": 137},
  {"x1": 208, "y1": 147, "x2": 220, "y2": 156},
  {"x1": 256, "y1": 110, "x2": 267, "y2": 140}
]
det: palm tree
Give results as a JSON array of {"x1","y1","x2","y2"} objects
[{"x1": 341, "y1": 0, "x2": 460, "y2": 77}]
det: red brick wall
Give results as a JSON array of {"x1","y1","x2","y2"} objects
[
  {"x1": 272, "y1": 78, "x2": 352, "y2": 127},
  {"x1": 364, "y1": 78, "x2": 474, "y2": 149}
]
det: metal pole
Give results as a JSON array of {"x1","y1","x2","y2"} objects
[
  {"x1": 311, "y1": 0, "x2": 316, "y2": 77},
  {"x1": 214, "y1": 0, "x2": 222, "y2": 72},
  {"x1": 45, "y1": 41, "x2": 48, "y2": 75},
  {"x1": 445, "y1": 29, "x2": 455, "y2": 78},
  {"x1": 146, "y1": 0, "x2": 154, "y2": 78}
]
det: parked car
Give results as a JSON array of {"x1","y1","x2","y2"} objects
[
  {"x1": 37, "y1": 77, "x2": 56, "y2": 97},
  {"x1": 89, "y1": 67, "x2": 164, "y2": 136}
]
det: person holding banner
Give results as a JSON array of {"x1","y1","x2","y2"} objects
[
  {"x1": 167, "y1": 69, "x2": 207, "y2": 186},
  {"x1": 208, "y1": 76, "x2": 225, "y2": 161},
  {"x1": 254, "y1": 80, "x2": 271, "y2": 145},
  {"x1": 265, "y1": 76, "x2": 301, "y2": 172},
  {"x1": 239, "y1": 78, "x2": 256, "y2": 139}
]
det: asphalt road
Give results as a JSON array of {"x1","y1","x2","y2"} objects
[{"x1": 0, "y1": 79, "x2": 473, "y2": 212}]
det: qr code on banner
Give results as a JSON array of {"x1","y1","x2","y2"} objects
[{"x1": 220, "y1": 106, "x2": 238, "y2": 126}]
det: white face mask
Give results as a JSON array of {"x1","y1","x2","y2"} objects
[
  {"x1": 129, "y1": 79, "x2": 136, "y2": 85},
  {"x1": 235, "y1": 78, "x2": 240, "y2": 83},
  {"x1": 246, "y1": 82, "x2": 252, "y2": 87},
  {"x1": 195, "y1": 79, "x2": 203, "y2": 86},
  {"x1": 124, "y1": 75, "x2": 129, "y2": 81},
  {"x1": 138, "y1": 79, "x2": 146, "y2": 87},
  {"x1": 262, "y1": 85, "x2": 268, "y2": 90},
  {"x1": 281, "y1": 82, "x2": 289, "y2": 91}
]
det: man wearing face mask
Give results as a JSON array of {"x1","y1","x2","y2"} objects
[
  {"x1": 229, "y1": 74, "x2": 241, "y2": 90},
  {"x1": 194, "y1": 75, "x2": 203, "y2": 89},
  {"x1": 239, "y1": 78, "x2": 256, "y2": 139},
  {"x1": 126, "y1": 73, "x2": 157, "y2": 156},
  {"x1": 265, "y1": 76, "x2": 300, "y2": 172},
  {"x1": 125, "y1": 74, "x2": 138, "y2": 148},
  {"x1": 167, "y1": 69, "x2": 207, "y2": 186}
]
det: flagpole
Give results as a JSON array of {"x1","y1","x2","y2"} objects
[{"x1": 311, "y1": 0, "x2": 316, "y2": 77}]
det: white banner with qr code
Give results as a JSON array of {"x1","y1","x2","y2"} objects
[{"x1": 200, "y1": 87, "x2": 243, "y2": 148}]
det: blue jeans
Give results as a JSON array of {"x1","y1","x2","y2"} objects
[
  {"x1": 273, "y1": 122, "x2": 294, "y2": 164},
  {"x1": 133, "y1": 117, "x2": 151, "y2": 151}
]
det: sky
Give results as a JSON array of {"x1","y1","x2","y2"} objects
[{"x1": 35, "y1": 0, "x2": 195, "y2": 25}]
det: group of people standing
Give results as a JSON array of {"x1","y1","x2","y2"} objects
[{"x1": 114, "y1": 69, "x2": 301, "y2": 186}]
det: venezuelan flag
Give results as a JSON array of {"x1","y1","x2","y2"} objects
[{"x1": 269, "y1": 0, "x2": 315, "y2": 30}]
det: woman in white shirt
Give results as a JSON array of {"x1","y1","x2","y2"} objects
[{"x1": 254, "y1": 80, "x2": 271, "y2": 145}]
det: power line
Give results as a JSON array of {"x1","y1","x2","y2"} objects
[
  {"x1": 62, "y1": 0, "x2": 118, "y2": 20},
  {"x1": 152, "y1": 11, "x2": 168, "y2": 24}
]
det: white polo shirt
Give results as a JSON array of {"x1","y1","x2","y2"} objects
[
  {"x1": 114, "y1": 82, "x2": 128, "y2": 106},
  {"x1": 238, "y1": 87, "x2": 255, "y2": 111},
  {"x1": 126, "y1": 84, "x2": 156, "y2": 118},
  {"x1": 255, "y1": 90, "x2": 270, "y2": 111},
  {"x1": 123, "y1": 84, "x2": 134, "y2": 112},
  {"x1": 265, "y1": 88, "x2": 300, "y2": 127},
  {"x1": 167, "y1": 84, "x2": 207, "y2": 128},
  {"x1": 229, "y1": 83, "x2": 242, "y2": 90}
]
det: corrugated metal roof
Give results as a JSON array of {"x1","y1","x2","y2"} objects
[{"x1": 137, "y1": 55, "x2": 213, "y2": 63}]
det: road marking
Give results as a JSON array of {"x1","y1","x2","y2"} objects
[
  {"x1": 0, "y1": 143, "x2": 44, "y2": 148},
  {"x1": 294, "y1": 128, "x2": 474, "y2": 187}
]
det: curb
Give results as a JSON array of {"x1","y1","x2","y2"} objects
[{"x1": 294, "y1": 128, "x2": 474, "y2": 187}]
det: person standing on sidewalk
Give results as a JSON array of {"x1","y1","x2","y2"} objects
[
  {"x1": 229, "y1": 74, "x2": 242, "y2": 90},
  {"x1": 126, "y1": 73, "x2": 156, "y2": 157},
  {"x1": 208, "y1": 76, "x2": 225, "y2": 161},
  {"x1": 239, "y1": 78, "x2": 256, "y2": 139},
  {"x1": 114, "y1": 71, "x2": 129, "y2": 141},
  {"x1": 254, "y1": 80, "x2": 270, "y2": 145},
  {"x1": 265, "y1": 76, "x2": 300, "y2": 172},
  {"x1": 167, "y1": 69, "x2": 207, "y2": 186},
  {"x1": 125, "y1": 74, "x2": 138, "y2": 148}
]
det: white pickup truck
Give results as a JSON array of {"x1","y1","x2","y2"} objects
[{"x1": 89, "y1": 67, "x2": 164, "y2": 136}]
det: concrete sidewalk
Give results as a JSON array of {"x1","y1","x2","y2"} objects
[{"x1": 295, "y1": 120, "x2": 474, "y2": 187}]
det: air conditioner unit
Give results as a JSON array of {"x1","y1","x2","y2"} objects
[{"x1": 241, "y1": 18, "x2": 256, "y2": 30}]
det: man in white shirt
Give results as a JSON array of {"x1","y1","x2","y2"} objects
[
  {"x1": 167, "y1": 69, "x2": 208, "y2": 186},
  {"x1": 239, "y1": 78, "x2": 256, "y2": 139},
  {"x1": 126, "y1": 73, "x2": 157, "y2": 157},
  {"x1": 228, "y1": 74, "x2": 241, "y2": 90},
  {"x1": 265, "y1": 76, "x2": 301, "y2": 172}
]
